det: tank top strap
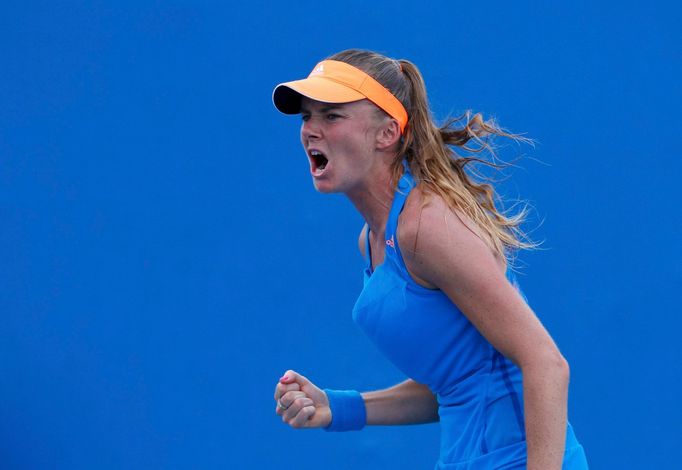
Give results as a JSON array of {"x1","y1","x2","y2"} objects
[
  {"x1": 364, "y1": 220, "x2": 372, "y2": 271},
  {"x1": 385, "y1": 159, "x2": 415, "y2": 264}
]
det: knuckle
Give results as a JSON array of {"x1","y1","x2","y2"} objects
[{"x1": 297, "y1": 407, "x2": 314, "y2": 426}]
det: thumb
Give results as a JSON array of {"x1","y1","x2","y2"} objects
[
  {"x1": 279, "y1": 369, "x2": 310, "y2": 387},
  {"x1": 280, "y1": 369, "x2": 328, "y2": 407}
]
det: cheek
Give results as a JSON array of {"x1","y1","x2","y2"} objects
[{"x1": 340, "y1": 124, "x2": 374, "y2": 151}]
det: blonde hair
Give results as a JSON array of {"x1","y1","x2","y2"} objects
[{"x1": 327, "y1": 49, "x2": 541, "y2": 265}]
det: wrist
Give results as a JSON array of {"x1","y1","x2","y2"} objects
[{"x1": 322, "y1": 389, "x2": 367, "y2": 432}]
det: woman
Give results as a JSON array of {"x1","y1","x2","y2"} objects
[{"x1": 271, "y1": 49, "x2": 588, "y2": 469}]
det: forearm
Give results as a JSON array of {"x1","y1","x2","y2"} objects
[
  {"x1": 523, "y1": 358, "x2": 570, "y2": 470},
  {"x1": 361, "y1": 379, "x2": 439, "y2": 425}
]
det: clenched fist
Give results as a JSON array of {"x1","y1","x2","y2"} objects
[{"x1": 274, "y1": 370, "x2": 332, "y2": 429}]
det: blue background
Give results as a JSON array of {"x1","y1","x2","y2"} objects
[{"x1": 2, "y1": 1, "x2": 680, "y2": 468}]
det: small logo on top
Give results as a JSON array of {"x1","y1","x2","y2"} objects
[{"x1": 386, "y1": 235, "x2": 395, "y2": 250}]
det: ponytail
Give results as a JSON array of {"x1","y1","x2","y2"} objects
[{"x1": 329, "y1": 49, "x2": 541, "y2": 265}]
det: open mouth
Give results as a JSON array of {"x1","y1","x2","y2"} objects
[{"x1": 309, "y1": 150, "x2": 329, "y2": 175}]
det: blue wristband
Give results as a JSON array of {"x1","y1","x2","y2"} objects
[{"x1": 322, "y1": 389, "x2": 367, "y2": 432}]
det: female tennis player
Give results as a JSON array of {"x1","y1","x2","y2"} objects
[{"x1": 271, "y1": 49, "x2": 588, "y2": 469}]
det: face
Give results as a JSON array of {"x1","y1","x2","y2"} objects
[{"x1": 299, "y1": 97, "x2": 387, "y2": 194}]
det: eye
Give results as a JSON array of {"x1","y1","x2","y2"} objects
[
  {"x1": 301, "y1": 114, "x2": 310, "y2": 122},
  {"x1": 326, "y1": 113, "x2": 341, "y2": 121}
]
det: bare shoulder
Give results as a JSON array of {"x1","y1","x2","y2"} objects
[
  {"x1": 397, "y1": 185, "x2": 483, "y2": 260},
  {"x1": 397, "y1": 186, "x2": 506, "y2": 286}
]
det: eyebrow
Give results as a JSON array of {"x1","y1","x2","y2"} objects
[{"x1": 299, "y1": 105, "x2": 344, "y2": 114}]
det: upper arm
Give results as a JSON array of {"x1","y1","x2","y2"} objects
[{"x1": 401, "y1": 198, "x2": 563, "y2": 369}]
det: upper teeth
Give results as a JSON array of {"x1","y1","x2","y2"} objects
[{"x1": 311, "y1": 150, "x2": 322, "y2": 156}]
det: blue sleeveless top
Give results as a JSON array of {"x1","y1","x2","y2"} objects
[{"x1": 352, "y1": 160, "x2": 588, "y2": 469}]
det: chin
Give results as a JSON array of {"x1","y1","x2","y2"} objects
[{"x1": 312, "y1": 182, "x2": 337, "y2": 194}]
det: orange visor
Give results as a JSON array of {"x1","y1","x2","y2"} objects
[{"x1": 273, "y1": 60, "x2": 408, "y2": 134}]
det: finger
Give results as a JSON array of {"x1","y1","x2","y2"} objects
[
  {"x1": 283, "y1": 396, "x2": 314, "y2": 423},
  {"x1": 279, "y1": 369, "x2": 312, "y2": 387},
  {"x1": 274, "y1": 382, "x2": 300, "y2": 401},
  {"x1": 290, "y1": 405, "x2": 316, "y2": 428},
  {"x1": 279, "y1": 391, "x2": 308, "y2": 418},
  {"x1": 274, "y1": 381, "x2": 301, "y2": 401},
  {"x1": 275, "y1": 390, "x2": 307, "y2": 416}
]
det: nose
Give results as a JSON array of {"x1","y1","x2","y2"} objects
[{"x1": 300, "y1": 117, "x2": 321, "y2": 143}]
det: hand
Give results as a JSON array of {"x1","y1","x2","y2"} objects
[{"x1": 274, "y1": 369, "x2": 331, "y2": 429}]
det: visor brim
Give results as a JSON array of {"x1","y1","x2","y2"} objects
[{"x1": 273, "y1": 77, "x2": 366, "y2": 114}]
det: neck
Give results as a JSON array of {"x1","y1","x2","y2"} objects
[{"x1": 344, "y1": 157, "x2": 400, "y2": 236}]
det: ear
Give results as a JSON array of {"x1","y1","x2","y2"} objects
[{"x1": 375, "y1": 118, "x2": 402, "y2": 151}]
